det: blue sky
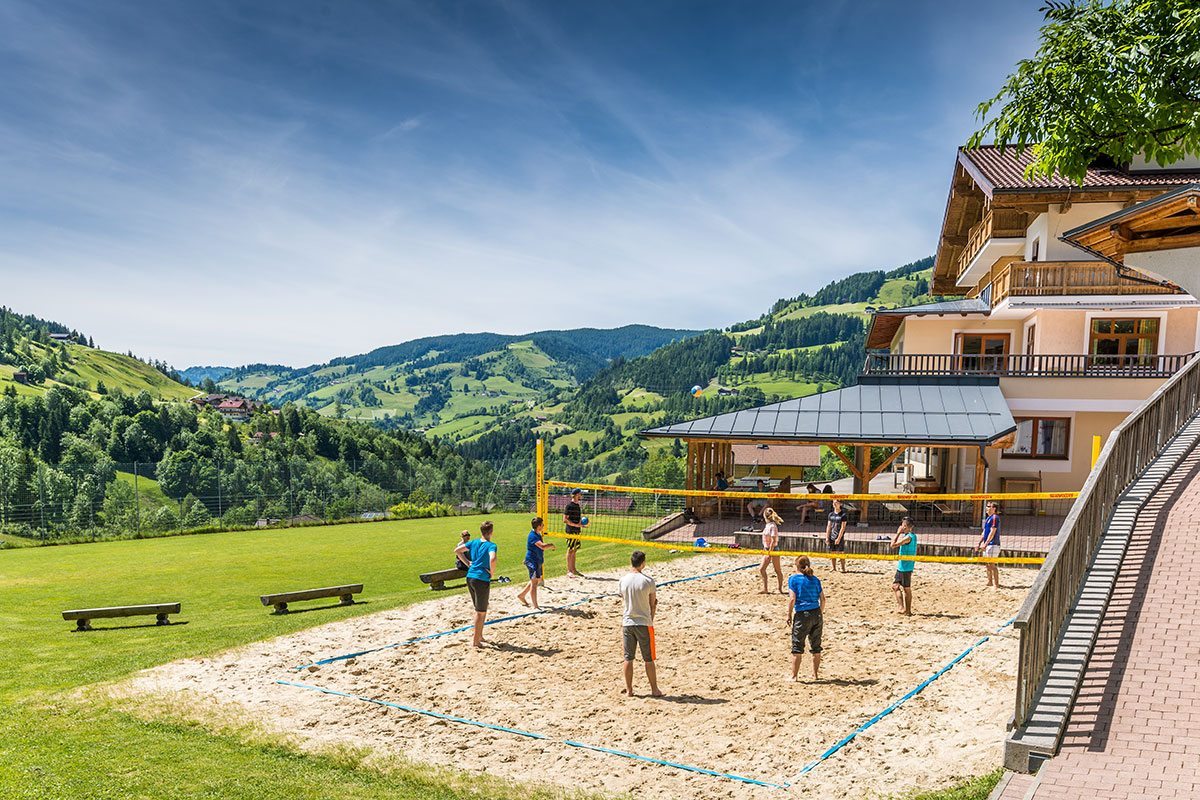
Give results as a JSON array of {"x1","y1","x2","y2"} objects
[{"x1": 0, "y1": 1, "x2": 1042, "y2": 367}]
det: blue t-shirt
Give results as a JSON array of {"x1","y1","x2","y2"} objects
[
  {"x1": 897, "y1": 532, "x2": 918, "y2": 573},
  {"x1": 525, "y1": 530, "x2": 545, "y2": 565},
  {"x1": 982, "y1": 514, "x2": 1000, "y2": 547},
  {"x1": 465, "y1": 538, "x2": 497, "y2": 581},
  {"x1": 788, "y1": 573, "x2": 823, "y2": 612}
]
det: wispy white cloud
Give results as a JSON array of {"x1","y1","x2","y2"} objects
[{"x1": 0, "y1": 0, "x2": 1041, "y2": 367}]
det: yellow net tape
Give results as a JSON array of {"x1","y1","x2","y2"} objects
[
  {"x1": 542, "y1": 529, "x2": 1046, "y2": 565},
  {"x1": 545, "y1": 479, "x2": 1077, "y2": 504}
]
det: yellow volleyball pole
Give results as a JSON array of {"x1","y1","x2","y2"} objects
[
  {"x1": 535, "y1": 438, "x2": 548, "y2": 519},
  {"x1": 1091, "y1": 435, "x2": 1102, "y2": 470}
]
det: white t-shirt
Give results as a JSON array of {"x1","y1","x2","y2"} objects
[
  {"x1": 619, "y1": 571, "x2": 656, "y2": 627},
  {"x1": 762, "y1": 521, "x2": 779, "y2": 550}
]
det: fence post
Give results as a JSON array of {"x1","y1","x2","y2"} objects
[{"x1": 133, "y1": 463, "x2": 141, "y2": 536}]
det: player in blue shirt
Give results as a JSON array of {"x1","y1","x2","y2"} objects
[
  {"x1": 517, "y1": 516, "x2": 555, "y2": 609},
  {"x1": 976, "y1": 501, "x2": 1002, "y2": 588},
  {"x1": 455, "y1": 520, "x2": 498, "y2": 649},
  {"x1": 890, "y1": 516, "x2": 918, "y2": 616},
  {"x1": 786, "y1": 556, "x2": 825, "y2": 681}
]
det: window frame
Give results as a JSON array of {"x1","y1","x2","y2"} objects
[
  {"x1": 1003, "y1": 416, "x2": 1072, "y2": 461},
  {"x1": 1087, "y1": 316, "x2": 1160, "y2": 364}
]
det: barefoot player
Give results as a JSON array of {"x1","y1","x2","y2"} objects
[
  {"x1": 619, "y1": 550, "x2": 662, "y2": 697},
  {"x1": 563, "y1": 488, "x2": 588, "y2": 577},
  {"x1": 826, "y1": 498, "x2": 849, "y2": 573},
  {"x1": 517, "y1": 516, "x2": 554, "y2": 609},
  {"x1": 890, "y1": 516, "x2": 917, "y2": 616},
  {"x1": 759, "y1": 508, "x2": 785, "y2": 594},
  {"x1": 455, "y1": 521, "x2": 498, "y2": 648},
  {"x1": 976, "y1": 501, "x2": 1002, "y2": 588},
  {"x1": 787, "y1": 555, "x2": 824, "y2": 680}
]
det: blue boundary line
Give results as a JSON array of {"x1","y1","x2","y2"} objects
[
  {"x1": 276, "y1": 679, "x2": 787, "y2": 789},
  {"x1": 787, "y1": 617, "x2": 1017, "y2": 782},
  {"x1": 294, "y1": 562, "x2": 757, "y2": 670}
]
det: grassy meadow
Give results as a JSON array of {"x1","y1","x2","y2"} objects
[
  {"x1": 1, "y1": 512, "x2": 998, "y2": 800},
  {"x1": 0, "y1": 514, "x2": 687, "y2": 799}
]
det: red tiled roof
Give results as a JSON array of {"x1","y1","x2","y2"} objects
[
  {"x1": 732, "y1": 444, "x2": 821, "y2": 467},
  {"x1": 961, "y1": 146, "x2": 1200, "y2": 194},
  {"x1": 547, "y1": 494, "x2": 634, "y2": 512}
]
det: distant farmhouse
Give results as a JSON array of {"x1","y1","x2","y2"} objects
[{"x1": 190, "y1": 392, "x2": 263, "y2": 422}]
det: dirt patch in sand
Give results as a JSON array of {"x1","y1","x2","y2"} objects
[{"x1": 118, "y1": 555, "x2": 1031, "y2": 799}]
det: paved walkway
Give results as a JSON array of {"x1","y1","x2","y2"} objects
[{"x1": 997, "y1": 448, "x2": 1200, "y2": 799}]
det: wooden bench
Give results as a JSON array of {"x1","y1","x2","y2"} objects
[
  {"x1": 62, "y1": 602, "x2": 181, "y2": 631},
  {"x1": 260, "y1": 584, "x2": 362, "y2": 614},
  {"x1": 419, "y1": 568, "x2": 466, "y2": 591}
]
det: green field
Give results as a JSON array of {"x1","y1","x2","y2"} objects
[
  {"x1": 733, "y1": 376, "x2": 823, "y2": 398},
  {"x1": 0, "y1": 344, "x2": 196, "y2": 401},
  {"x1": 0, "y1": 515, "x2": 689, "y2": 799},
  {"x1": 0, "y1": 513, "x2": 1000, "y2": 800},
  {"x1": 776, "y1": 301, "x2": 871, "y2": 321}
]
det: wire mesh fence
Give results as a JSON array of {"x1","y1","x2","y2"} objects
[
  {"x1": 541, "y1": 480, "x2": 1076, "y2": 558},
  {"x1": 0, "y1": 458, "x2": 536, "y2": 543}
]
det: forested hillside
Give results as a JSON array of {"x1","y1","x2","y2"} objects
[
  {"x1": 217, "y1": 325, "x2": 698, "y2": 436},
  {"x1": 461, "y1": 256, "x2": 939, "y2": 485},
  {"x1": 0, "y1": 383, "x2": 501, "y2": 542}
]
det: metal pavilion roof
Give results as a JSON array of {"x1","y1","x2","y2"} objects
[{"x1": 640, "y1": 376, "x2": 1016, "y2": 447}]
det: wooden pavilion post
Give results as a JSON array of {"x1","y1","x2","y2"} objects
[{"x1": 973, "y1": 446, "x2": 987, "y2": 525}]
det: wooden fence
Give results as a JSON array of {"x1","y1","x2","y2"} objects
[{"x1": 1012, "y1": 351, "x2": 1200, "y2": 728}]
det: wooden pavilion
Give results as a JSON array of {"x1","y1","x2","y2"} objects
[{"x1": 640, "y1": 375, "x2": 1018, "y2": 522}]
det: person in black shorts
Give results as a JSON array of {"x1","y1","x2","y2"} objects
[
  {"x1": 825, "y1": 498, "x2": 849, "y2": 573},
  {"x1": 563, "y1": 488, "x2": 588, "y2": 577},
  {"x1": 786, "y1": 555, "x2": 825, "y2": 681},
  {"x1": 455, "y1": 521, "x2": 498, "y2": 648}
]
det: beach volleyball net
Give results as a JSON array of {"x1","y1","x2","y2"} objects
[{"x1": 536, "y1": 478, "x2": 1077, "y2": 565}]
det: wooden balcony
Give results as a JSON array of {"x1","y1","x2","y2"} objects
[
  {"x1": 955, "y1": 208, "x2": 1028, "y2": 281},
  {"x1": 863, "y1": 351, "x2": 1196, "y2": 379},
  {"x1": 985, "y1": 260, "x2": 1185, "y2": 306}
]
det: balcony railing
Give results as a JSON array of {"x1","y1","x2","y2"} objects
[
  {"x1": 863, "y1": 351, "x2": 1197, "y2": 378},
  {"x1": 987, "y1": 260, "x2": 1184, "y2": 306},
  {"x1": 956, "y1": 208, "x2": 1028, "y2": 281}
]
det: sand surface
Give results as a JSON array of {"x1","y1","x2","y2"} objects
[{"x1": 120, "y1": 556, "x2": 1031, "y2": 799}]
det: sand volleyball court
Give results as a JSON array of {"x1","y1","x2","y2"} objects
[{"x1": 122, "y1": 554, "x2": 1031, "y2": 799}]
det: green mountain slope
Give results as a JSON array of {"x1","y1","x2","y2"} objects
[
  {"x1": 217, "y1": 325, "x2": 699, "y2": 429},
  {"x1": 0, "y1": 308, "x2": 194, "y2": 401},
  {"x1": 460, "y1": 257, "x2": 938, "y2": 481}
]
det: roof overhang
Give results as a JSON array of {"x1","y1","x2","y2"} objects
[
  {"x1": 865, "y1": 299, "x2": 991, "y2": 349},
  {"x1": 640, "y1": 376, "x2": 1016, "y2": 449},
  {"x1": 1061, "y1": 184, "x2": 1200, "y2": 266}
]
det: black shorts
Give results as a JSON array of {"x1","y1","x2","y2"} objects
[
  {"x1": 524, "y1": 560, "x2": 543, "y2": 580},
  {"x1": 466, "y1": 577, "x2": 491, "y2": 612},
  {"x1": 565, "y1": 527, "x2": 582, "y2": 551},
  {"x1": 791, "y1": 610, "x2": 823, "y2": 654},
  {"x1": 827, "y1": 538, "x2": 845, "y2": 553},
  {"x1": 893, "y1": 570, "x2": 913, "y2": 588}
]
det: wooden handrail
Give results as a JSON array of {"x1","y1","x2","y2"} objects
[
  {"x1": 985, "y1": 261, "x2": 1183, "y2": 306},
  {"x1": 862, "y1": 351, "x2": 1196, "y2": 379},
  {"x1": 1011, "y1": 352, "x2": 1200, "y2": 728}
]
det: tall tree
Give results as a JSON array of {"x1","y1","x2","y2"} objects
[{"x1": 971, "y1": 1, "x2": 1200, "y2": 181}]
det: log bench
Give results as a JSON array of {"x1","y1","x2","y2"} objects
[
  {"x1": 62, "y1": 602, "x2": 181, "y2": 631},
  {"x1": 260, "y1": 584, "x2": 362, "y2": 614},
  {"x1": 420, "y1": 568, "x2": 466, "y2": 591}
]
